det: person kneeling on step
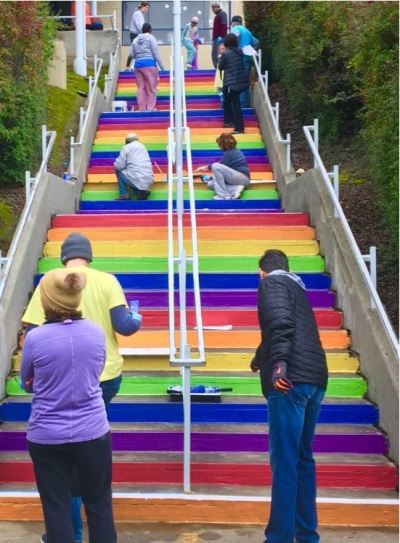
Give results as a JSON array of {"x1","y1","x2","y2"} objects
[
  {"x1": 114, "y1": 132, "x2": 154, "y2": 200},
  {"x1": 194, "y1": 132, "x2": 250, "y2": 200}
]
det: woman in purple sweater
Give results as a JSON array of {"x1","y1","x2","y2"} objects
[{"x1": 20, "y1": 269, "x2": 117, "y2": 543}]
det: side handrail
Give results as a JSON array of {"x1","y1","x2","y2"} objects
[
  {"x1": 0, "y1": 126, "x2": 57, "y2": 306},
  {"x1": 303, "y1": 120, "x2": 398, "y2": 351},
  {"x1": 167, "y1": 16, "x2": 206, "y2": 492},
  {"x1": 51, "y1": 12, "x2": 117, "y2": 30},
  {"x1": 70, "y1": 54, "x2": 103, "y2": 175},
  {"x1": 104, "y1": 38, "x2": 121, "y2": 100},
  {"x1": 253, "y1": 50, "x2": 291, "y2": 172}
]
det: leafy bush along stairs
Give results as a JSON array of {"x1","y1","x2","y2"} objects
[{"x1": 0, "y1": 70, "x2": 398, "y2": 525}]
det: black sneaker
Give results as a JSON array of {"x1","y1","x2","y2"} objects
[
  {"x1": 232, "y1": 130, "x2": 244, "y2": 135},
  {"x1": 41, "y1": 536, "x2": 47, "y2": 543},
  {"x1": 137, "y1": 190, "x2": 151, "y2": 201},
  {"x1": 223, "y1": 123, "x2": 234, "y2": 128}
]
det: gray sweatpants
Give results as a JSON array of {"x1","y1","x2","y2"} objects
[{"x1": 210, "y1": 163, "x2": 251, "y2": 198}]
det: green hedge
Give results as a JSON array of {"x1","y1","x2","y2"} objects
[
  {"x1": 0, "y1": 2, "x2": 56, "y2": 185},
  {"x1": 244, "y1": 1, "x2": 399, "y2": 244}
]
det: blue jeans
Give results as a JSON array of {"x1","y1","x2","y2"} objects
[
  {"x1": 100, "y1": 374, "x2": 123, "y2": 410},
  {"x1": 264, "y1": 384, "x2": 325, "y2": 543},
  {"x1": 71, "y1": 496, "x2": 83, "y2": 542},
  {"x1": 115, "y1": 169, "x2": 140, "y2": 197}
]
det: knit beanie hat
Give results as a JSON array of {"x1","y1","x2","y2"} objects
[
  {"x1": 61, "y1": 233, "x2": 93, "y2": 264},
  {"x1": 40, "y1": 269, "x2": 87, "y2": 313}
]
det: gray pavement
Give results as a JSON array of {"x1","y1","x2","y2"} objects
[{"x1": 0, "y1": 522, "x2": 398, "y2": 543}]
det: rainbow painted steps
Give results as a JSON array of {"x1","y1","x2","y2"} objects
[{"x1": 2, "y1": 69, "x2": 397, "y2": 527}]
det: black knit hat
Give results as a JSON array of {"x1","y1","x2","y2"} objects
[
  {"x1": 231, "y1": 15, "x2": 243, "y2": 23},
  {"x1": 61, "y1": 233, "x2": 93, "y2": 264}
]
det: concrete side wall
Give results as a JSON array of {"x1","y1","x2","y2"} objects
[
  {"x1": 253, "y1": 82, "x2": 399, "y2": 463},
  {"x1": 48, "y1": 40, "x2": 67, "y2": 89},
  {"x1": 0, "y1": 88, "x2": 106, "y2": 400},
  {"x1": 57, "y1": 29, "x2": 119, "y2": 65}
]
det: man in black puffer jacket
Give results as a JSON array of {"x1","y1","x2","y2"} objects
[
  {"x1": 251, "y1": 249, "x2": 328, "y2": 543},
  {"x1": 218, "y1": 33, "x2": 249, "y2": 134}
]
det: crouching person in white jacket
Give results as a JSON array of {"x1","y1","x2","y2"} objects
[{"x1": 114, "y1": 132, "x2": 154, "y2": 201}]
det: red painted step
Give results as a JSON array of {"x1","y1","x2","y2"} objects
[
  {"x1": 0, "y1": 462, "x2": 396, "y2": 489},
  {"x1": 52, "y1": 213, "x2": 310, "y2": 228}
]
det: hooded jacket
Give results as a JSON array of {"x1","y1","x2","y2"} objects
[
  {"x1": 254, "y1": 273, "x2": 328, "y2": 399},
  {"x1": 130, "y1": 32, "x2": 164, "y2": 70},
  {"x1": 218, "y1": 47, "x2": 249, "y2": 93}
]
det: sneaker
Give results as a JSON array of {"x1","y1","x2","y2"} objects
[
  {"x1": 137, "y1": 190, "x2": 151, "y2": 201},
  {"x1": 212, "y1": 195, "x2": 231, "y2": 200},
  {"x1": 41, "y1": 536, "x2": 47, "y2": 543},
  {"x1": 185, "y1": 63, "x2": 192, "y2": 69},
  {"x1": 231, "y1": 130, "x2": 244, "y2": 135},
  {"x1": 232, "y1": 185, "x2": 245, "y2": 199},
  {"x1": 115, "y1": 194, "x2": 130, "y2": 200},
  {"x1": 223, "y1": 123, "x2": 234, "y2": 128}
]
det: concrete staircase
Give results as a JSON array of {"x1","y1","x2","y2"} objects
[{"x1": 0, "y1": 69, "x2": 397, "y2": 526}]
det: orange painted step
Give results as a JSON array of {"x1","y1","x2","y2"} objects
[
  {"x1": 117, "y1": 330, "x2": 350, "y2": 350},
  {"x1": 47, "y1": 226, "x2": 316, "y2": 242},
  {"x1": 86, "y1": 172, "x2": 274, "y2": 182}
]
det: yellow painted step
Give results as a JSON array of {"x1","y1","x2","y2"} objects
[
  {"x1": 86, "y1": 172, "x2": 274, "y2": 183},
  {"x1": 120, "y1": 352, "x2": 359, "y2": 373},
  {"x1": 43, "y1": 240, "x2": 320, "y2": 258}
]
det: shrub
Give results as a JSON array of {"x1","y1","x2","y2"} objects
[
  {"x1": 0, "y1": 2, "x2": 56, "y2": 185},
  {"x1": 244, "y1": 1, "x2": 399, "y2": 244}
]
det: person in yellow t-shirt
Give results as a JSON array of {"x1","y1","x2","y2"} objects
[{"x1": 22, "y1": 232, "x2": 142, "y2": 408}]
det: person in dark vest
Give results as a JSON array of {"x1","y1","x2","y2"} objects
[{"x1": 251, "y1": 249, "x2": 328, "y2": 543}]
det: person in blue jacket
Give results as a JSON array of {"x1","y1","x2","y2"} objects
[{"x1": 231, "y1": 15, "x2": 260, "y2": 108}]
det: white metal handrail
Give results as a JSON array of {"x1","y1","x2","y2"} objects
[
  {"x1": 167, "y1": 57, "x2": 205, "y2": 368},
  {"x1": 104, "y1": 39, "x2": 121, "y2": 100},
  {"x1": 253, "y1": 50, "x2": 291, "y2": 172},
  {"x1": 51, "y1": 12, "x2": 117, "y2": 30},
  {"x1": 0, "y1": 126, "x2": 57, "y2": 306},
  {"x1": 69, "y1": 54, "x2": 103, "y2": 175},
  {"x1": 304, "y1": 120, "x2": 398, "y2": 350},
  {"x1": 167, "y1": 1, "x2": 206, "y2": 493}
]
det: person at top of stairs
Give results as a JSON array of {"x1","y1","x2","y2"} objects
[
  {"x1": 194, "y1": 132, "x2": 250, "y2": 200},
  {"x1": 20, "y1": 268, "x2": 117, "y2": 543},
  {"x1": 129, "y1": 23, "x2": 165, "y2": 112},
  {"x1": 125, "y1": 1, "x2": 151, "y2": 70},
  {"x1": 23, "y1": 233, "x2": 142, "y2": 542},
  {"x1": 211, "y1": 2, "x2": 227, "y2": 68},
  {"x1": 218, "y1": 33, "x2": 249, "y2": 134},
  {"x1": 182, "y1": 16, "x2": 199, "y2": 70},
  {"x1": 231, "y1": 15, "x2": 260, "y2": 108},
  {"x1": 251, "y1": 249, "x2": 328, "y2": 543},
  {"x1": 114, "y1": 132, "x2": 154, "y2": 200}
]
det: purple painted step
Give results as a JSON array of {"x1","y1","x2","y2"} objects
[
  {"x1": 124, "y1": 290, "x2": 335, "y2": 309},
  {"x1": 0, "y1": 431, "x2": 388, "y2": 454}
]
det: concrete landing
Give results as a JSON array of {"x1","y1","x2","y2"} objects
[{"x1": 0, "y1": 522, "x2": 397, "y2": 543}]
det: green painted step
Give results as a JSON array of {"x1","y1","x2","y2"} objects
[
  {"x1": 80, "y1": 190, "x2": 279, "y2": 202},
  {"x1": 38, "y1": 255, "x2": 325, "y2": 273},
  {"x1": 6, "y1": 375, "x2": 367, "y2": 397},
  {"x1": 92, "y1": 141, "x2": 265, "y2": 152}
]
